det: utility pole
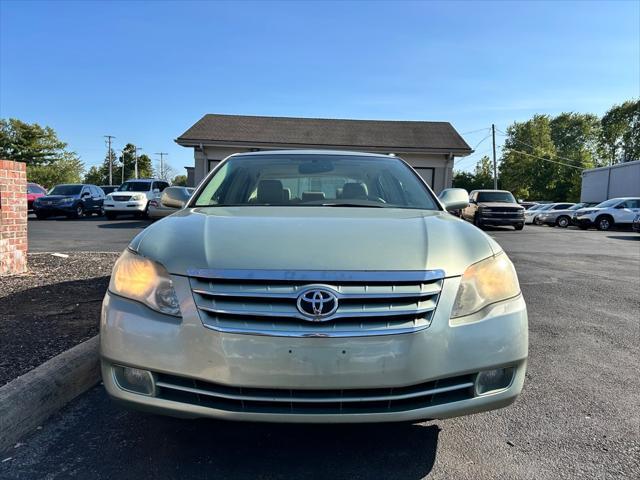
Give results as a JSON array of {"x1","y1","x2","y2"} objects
[
  {"x1": 133, "y1": 146, "x2": 143, "y2": 179},
  {"x1": 491, "y1": 124, "x2": 498, "y2": 189},
  {"x1": 104, "y1": 135, "x2": 115, "y2": 185},
  {"x1": 155, "y1": 152, "x2": 168, "y2": 180}
]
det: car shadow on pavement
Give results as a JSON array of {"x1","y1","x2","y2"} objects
[
  {"x1": 606, "y1": 235, "x2": 640, "y2": 241},
  {"x1": 97, "y1": 220, "x2": 151, "y2": 229},
  {"x1": 4, "y1": 386, "x2": 440, "y2": 479}
]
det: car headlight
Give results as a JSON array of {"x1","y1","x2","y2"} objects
[
  {"x1": 450, "y1": 252, "x2": 520, "y2": 321},
  {"x1": 131, "y1": 194, "x2": 145, "y2": 201},
  {"x1": 108, "y1": 249, "x2": 181, "y2": 317},
  {"x1": 580, "y1": 210, "x2": 595, "y2": 215}
]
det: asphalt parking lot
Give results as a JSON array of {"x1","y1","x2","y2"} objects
[
  {"x1": 26, "y1": 214, "x2": 152, "y2": 253},
  {"x1": 3, "y1": 223, "x2": 639, "y2": 479}
]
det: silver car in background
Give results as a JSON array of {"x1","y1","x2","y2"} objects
[
  {"x1": 537, "y1": 202, "x2": 598, "y2": 227},
  {"x1": 101, "y1": 150, "x2": 528, "y2": 423},
  {"x1": 148, "y1": 186, "x2": 195, "y2": 219}
]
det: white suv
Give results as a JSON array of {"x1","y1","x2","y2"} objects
[
  {"x1": 104, "y1": 179, "x2": 170, "y2": 220},
  {"x1": 573, "y1": 197, "x2": 640, "y2": 231}
]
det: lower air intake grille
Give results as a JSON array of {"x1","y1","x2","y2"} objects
[{"x1": 154, "y1": 372, "x2": 475, "y2": 415}]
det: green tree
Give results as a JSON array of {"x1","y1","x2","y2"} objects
[
  {"x1": 172, "y1": 174, "x2": 188, "y2": 186},
  {"x1": 499, "y1": 115, "x2": 558, "y2": 201},
  {"x1": 549, "y1": 113, "x2": 601, "y2": 201},
  {"x1": 27, "y1": 153, "x2": 84, "y2": 188},
  {"x1": 0, "y1": 118, "x2": 84, "y2": 187},
  {"x1": 118, "y1": 144, "x2": 154, "y2": 181},
  {"x1": 453, "y1": 156, "x2": 495, "y2": 192},
  {"x1": 599, "y1": 100, "x2": 640, "y2": 164},
  {"x1": 84, "y1": 147, "x2": 119, "y2": 185}
]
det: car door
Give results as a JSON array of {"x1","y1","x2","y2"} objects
[
  {"x1": 80, "y1": 186, "x2": 94, "y2": 211},
  {"x1": 92, "y1": 186, "x2": 104, "y2": 210},
  {"x1": 614, "y1": 200, "x2": 640, "y2": 223}
]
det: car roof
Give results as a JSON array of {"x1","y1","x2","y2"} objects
[
  {"x1": 472, "y1": 189, "x2": 513, "y2": 193},
  {"x1": 230, "y1": 149, "x2": 398, "y2": 159}
]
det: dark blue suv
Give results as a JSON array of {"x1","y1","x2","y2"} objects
[{"x1": 33, "y1": 184, "x2": 105, "y2": 219}]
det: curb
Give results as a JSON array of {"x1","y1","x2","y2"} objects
[{"x1": 0, "y1": 335, "x2": 100, "y2": 453}]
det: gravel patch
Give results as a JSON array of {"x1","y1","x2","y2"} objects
[{"x1": 0, "y1": 252, "x2": 119, "y2": 386}]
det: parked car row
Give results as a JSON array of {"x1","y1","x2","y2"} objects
[
  {"x1": 522, "y1": 197, "x2": 640, "y2": 231},
  {"x1": 31, "y1": 179, "x2": 192, "y2": 220}
]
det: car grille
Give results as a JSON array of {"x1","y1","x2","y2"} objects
[
  {"x1": 155, "y1": 371, "x2": 475, "y2": 415},
  {"x1": 112, "y1": 195, "x2": 130, "y2": 201},
  {"x1": 188, "y1": 269, "x2": 444, "y2": 337},
  {"x1": 481, "y1": 208, "x2": 524, "y2": 218}
]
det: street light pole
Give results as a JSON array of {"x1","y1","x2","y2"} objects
[
  {"x1": 492, "y1": 124, "x2": 498, "y2": 189},
  {"x1": 133, "y1": 146, "x2": 143, "y2": 179}
]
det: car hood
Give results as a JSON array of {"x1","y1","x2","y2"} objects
[
  {"x1": 477, "y1": 202, "x2": 523, "y2": 209},
  {"x1": 131, "y1": 207, "x2": 501, "y2": 278}
]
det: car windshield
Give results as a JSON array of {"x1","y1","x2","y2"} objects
[
  {"x1": 192, "y1": 154, "x2": 439, "y2": 210},
  {"x1": 595, "y1": 199, "x2": 621, "y2": 208},
  {"x1": 568, "y1": 203, "x2": 587, "y2": 210},
  {"x1": 49, "y1": 185, "x2": 82, "y2": 196},
  {"x1": 476, "y1": 191, "x2": 516, "y2": 203},
  {"x1": 119, "y1": 181, "x2": 151, "y2": 192}
]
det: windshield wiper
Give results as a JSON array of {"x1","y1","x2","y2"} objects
[{"x1": 319, "y1": 202, "x2": 387, "y2": 208}]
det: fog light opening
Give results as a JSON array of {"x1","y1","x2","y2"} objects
[
  {"x1": 114, "y1": 365, "x2": 156, "y2": 396},
  {"x1": 474, "y1": 367, "x2": 515, "y2": 396}
]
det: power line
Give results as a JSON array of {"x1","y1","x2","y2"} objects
[
  {"x1": 503, "y1": 147, "x2": 583, "y2": 170},
  {"x1": 494, "y1": 127, "x2": 586, "y2": 167},
  {"x1": 460, "y1": 127, "x2": 491, "y2": 135},
  {"x1": 472, "y1": 133, "x2": 492, "y2": 151}
]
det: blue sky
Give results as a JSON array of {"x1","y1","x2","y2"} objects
[{"x1": 1, "y1": 0, "x2": 638, "y2": 175}]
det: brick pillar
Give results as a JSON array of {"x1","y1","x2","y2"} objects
[{"x1": 0, "y1": 160, "x2": 28, "y2": 275}]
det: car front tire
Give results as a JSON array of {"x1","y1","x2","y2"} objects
[
  {"x1": 35, "y1": 212, "x2": 48, "y2": 220},
  {"x1": 596, "y1": 215, "x2": 613, "y2": 231},
  {"x1": 556, "y1": 216, "x2": 570, "y2": 228},
  {"x1": 514, "y1": 223, "x2": 524, "y2": 230}
]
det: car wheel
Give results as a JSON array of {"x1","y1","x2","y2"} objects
[
  {"x1": 556, "y1": 216, "x2": 570, "y2": 228},
  {"x1": 74, "y1": 204, "x2": 84, "y2": 219},
  {"x1": 514, "y1": 223, "x2": 524, "y2": 230},
  {"x1": 97, "y1": 207, "x2": 105, "y2": 217},
  {"x1": 35, "y1": 212, "x2": 48, "y2": 220},
  {"x1": 595, "y1": 215, "x2": 613, "y2": 231},
  {"x1": 533, "y1": 216, "x2": 542, "y2": 225},
  {"x1": 105, "y1": 212, "x2": 117, "y2": 220}
]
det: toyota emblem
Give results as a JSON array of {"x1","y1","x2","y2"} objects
[{"x1": 296, "y1": 287, "x2": 339, "y2": 320}]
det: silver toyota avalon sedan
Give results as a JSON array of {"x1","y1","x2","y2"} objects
[{"x1": 101, "y1": 150, "x2": 528, "y2": 423}]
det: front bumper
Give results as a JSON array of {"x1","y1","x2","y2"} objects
[
  {"x1": 573, "y1": 216, "x2": 594, "y2": 227},
  {"x1": 34, "y1": 203, "x2": 76, "y2": 215},
  {"x1": 478, "y1": 216, "x2": 524, "y2": 227},
  {"x1": 104, "y1": 199, "x2": 147, "y2": 213},
  {"x1": 100, "y1": 276, "x2": 528, "y2": 423}
]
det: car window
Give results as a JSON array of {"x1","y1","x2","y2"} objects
[
  {"x1": 622, "y1": 199, "x2": 640, "y2": 208},
  {"x1": 193, "y1": 154, "x2": 440, "y2": 210},
  {"x1": 50, "y1": 185, "x2": 82, "y2": 196},
  {"x1": 476, "y1": 191, "x2": 517, "y2": 203},
  {"x1": 119, "y1": 181, "x2": 151, "y2": 192}
]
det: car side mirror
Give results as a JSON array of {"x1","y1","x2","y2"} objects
[
  {"x1": 615, "y1": 204, "x2": 625, "y2": 209},
  {"x1": 82, "y1": 192, "x2": 91, "y2": 197},
  {"x1": 439, "y1": 188, "x2": 469, "y2": 211},
  {"x1": 161, "y1": 188, "x2": 187, "y2": 209},
  {"x1": 153, "y1": 188, "x2": 160, "y2": 194}
]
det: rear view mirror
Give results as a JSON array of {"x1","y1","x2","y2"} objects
[{"x1": 439, "y1": 188, "x2": 469, "y2": 211}]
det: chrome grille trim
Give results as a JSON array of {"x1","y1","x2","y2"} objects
[
  {"x1": 187, "y1": 268, "x2": 446, "y2": 282},
  {"x1": 189, "y1": 270, "x2": 444, "y2": 337},
  {"x1": 154, "y1": 371, "x2": 476, "y2": 414},
  {"x1": 155, "y1": 380, "x2": 474, "y2": 403}
]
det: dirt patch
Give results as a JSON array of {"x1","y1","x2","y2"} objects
[{"x1": 0, "y1": 252, "x2": 119, "y2": 386}]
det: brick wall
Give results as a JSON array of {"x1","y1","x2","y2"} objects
[{"x1": 0, "y1": 160, "x2": 28, "y2": 275}]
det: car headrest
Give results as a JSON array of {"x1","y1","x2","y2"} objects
[
  {"x1": 342, "y1": 182, "x2": 368, "y2": 200},
  {"x1": 257, "y1": 180, "x2": 284, "y2": 204},
  {"x1": 301, "y1": 191, "x2": 326, "y2": 202}
]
